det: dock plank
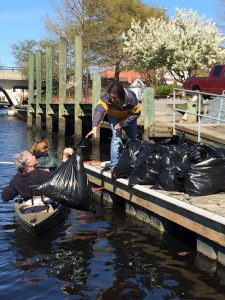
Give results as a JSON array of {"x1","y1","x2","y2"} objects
[{"x1": 175, "y1": 123, "x2": 225, "y2": 145}]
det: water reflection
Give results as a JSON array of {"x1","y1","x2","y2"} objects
[{"x1": 3, "y1": 194, "x2": 225, "y2": 299}]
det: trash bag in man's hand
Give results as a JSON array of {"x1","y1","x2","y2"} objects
[{"x1": 37, "y1": 152, "x2": 94, "y2": 211}]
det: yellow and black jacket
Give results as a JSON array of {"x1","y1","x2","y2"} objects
[{"x1": 92, "y1": 88, "x2": 141, "y2": 128}]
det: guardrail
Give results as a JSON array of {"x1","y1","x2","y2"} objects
[
  {"x1": 0, "y1": 66, "x2": 20, "y2": 71},
  {"x1": 173, "y1": 88, "x2": 225, "y2": 142}
]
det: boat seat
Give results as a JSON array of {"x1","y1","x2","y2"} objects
[{"x1": 20, "y1": 205, "x2": 49, "y2": 214}]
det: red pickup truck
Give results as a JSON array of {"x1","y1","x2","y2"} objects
[{"x1": 183, "y1": 64, "x2": 225, "y2": 95}]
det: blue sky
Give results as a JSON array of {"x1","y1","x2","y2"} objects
[
  {"x1": 0, "y1": 0, "x2": 222, "y2": 67},
  {"x1": 149, "y1": 0, "x2": 220, "y2": 21}
]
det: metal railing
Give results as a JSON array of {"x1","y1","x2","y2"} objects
[
  {"x1": 0, "y1": 66, "x2": 20, "y2": 71},
  {"x1": 173, "y1": 88, "x2": 225, "y2": 142}
]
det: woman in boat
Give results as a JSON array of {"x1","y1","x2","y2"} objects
[{"x1": 31, "y1": 139, "x2": 61, "y2": 171}]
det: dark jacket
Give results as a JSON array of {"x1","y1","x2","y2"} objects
[
  {"x1": 92, "y1": 88, "x2": 141, "y2": 128},
  {"x1": 1, "y1": 169, "x2": 52, "y2": 201},
  {"x1": 33, "y1": 152, "x2": 61, "y2": 171}
]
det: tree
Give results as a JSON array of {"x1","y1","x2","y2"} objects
[
  {"x1": 11, "y1": 39, "x2": 38, "y2": 76},
  {"x1": 170, "y1": 9, "x2": 225, "y2": 80},
  {"x1": 44, "y1": 0, "x2": 166, "y2": 79},
  {"x1": 123, "y1": 8, "x2": 225, "y2": 84},
  {"x1": 123, "y1": 17, "x2": 174, "y2": 85},
  {"x1": 11, "y1": 38, "x2": 61, "y2": 80}
]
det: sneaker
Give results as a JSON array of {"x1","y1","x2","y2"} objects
[
  {"x1": 102, "y1": 164, "x2": 115, "y2": 172},
  {"x1": 100, "y1": 161, "x2": 110, "y2": 168},
  {"x1": 102, "y1": 166, "x2": 111, "y2": 172}
]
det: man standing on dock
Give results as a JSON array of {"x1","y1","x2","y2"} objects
[{"x1": 86, "y1": 82, "x2": 141, "y2": 170}]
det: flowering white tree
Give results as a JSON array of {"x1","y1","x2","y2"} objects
[
  {"x1": 123, "y1": 8, "x2": 225, "y2": 84},
  {"x1": 123, "y1": 17, "x2": 174, "y2": 85}
]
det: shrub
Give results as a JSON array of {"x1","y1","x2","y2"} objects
[{"x1": 154, "y1": 84, "x2": 180, "y2": 96}]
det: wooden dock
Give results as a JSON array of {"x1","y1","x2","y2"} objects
[
  {"x1": 84, "y1": 162, "x2": 225, "y2": 268},
  {"x1": 175, "y1": 123, "x2": 225, "y2": 147}
]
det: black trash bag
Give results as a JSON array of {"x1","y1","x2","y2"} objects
[
  {"x1": 183, "y1": 143, "x2": 224, "y2": 165},
  {"x1": 111, "y1": 148, "x2": 131, "y2": 181},
  {"x1": 184, "y1": 157, "x2": 225, "y2": 196},
  {"x1": 153, "y1": 164, "x2": 188, "y2": 192},
  {"x1": 128, "y1": 140, "x2": 192, "y2": 187},
  {"x1": 212, "y1": 146, "x2": 225, "y2": 158},
  {"x1": 37, "y1": 152, "x2": 94, "y2": 211},
  {"x1": 128, "y1": 142, "x2": 163, "y2": 187},
  {"x1": 112, "y1": 138, "x2": 142, "y2": 181},
  {"x1": 159, "y1": 144, "x2": 184, "y2": 166},
  {"x1": 126, "y1": 138, "x2": 142, "y2": 157},
  {"x1": 156, "y1": 133, "x2": 187, "y2": 146}
]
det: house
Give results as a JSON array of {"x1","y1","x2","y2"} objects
[{"x1": 100, "y1": 67, "x2": 143, "y2": 84}]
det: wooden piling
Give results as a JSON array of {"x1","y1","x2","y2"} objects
[
  {"x1": 92, "y1": 73, "x2": 101, "y2": 139},
  {"x1": 58, "y1": 38, "x2": 67, "y2": 135},
  {"x1": 45, "y1": 46, "x2": 54, "y2": 132},
  {"x1": 74, "y1": 35, "x2": 83, "y2": 138},
  {"x1": 27, "y1": 53, "x2": 35, "y2": 128},
  {"x1": 143, "y1": 87, "x2": 155, "y2": 140},
  {"x1": 35, "y1": 51, "x2": 42, "y2": 129}
]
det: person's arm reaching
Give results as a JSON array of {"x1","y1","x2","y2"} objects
[
  {"x1": 86, "y1": 126, "x2": 97, "y2": 138},
  {"x1": 1, "y1": 180, "x2": 18, "y2": 202},
  {"x1": 86, "y1": 99, "x2": 108, "y2": 138}
]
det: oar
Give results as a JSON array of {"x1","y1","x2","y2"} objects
[{"x1": 0, "y1": 162, "x2": 14, "y2": 165}]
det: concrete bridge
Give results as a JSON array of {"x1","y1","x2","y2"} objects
[{"x1": 0, "y1": 68, "x2": 28, "y2": 106}]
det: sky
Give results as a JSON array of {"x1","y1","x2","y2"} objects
[{"x1": 0, "y1": 0, "x2": 222, "y2": 67}]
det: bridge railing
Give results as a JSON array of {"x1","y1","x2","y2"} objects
[{"x1": 0, "y1": 66, "x2": 20, "y2": 71}]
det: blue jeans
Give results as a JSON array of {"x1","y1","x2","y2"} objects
[{"x1": 107, "y1": 114, "x2": 137, "y2": 168}]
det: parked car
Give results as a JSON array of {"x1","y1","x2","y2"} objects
[{"x1": 183, "y1": 65, "x2": 225, "y2": 95}]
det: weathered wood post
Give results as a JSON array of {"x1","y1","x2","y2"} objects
[
  {"x1": 74, "y1": 35, "x2": 83, "y2": 138},
  {"x1": 35, "y1": 50, "x2": 43, "y2": 129},
  {"x1": 27, "y1": 53, "x2": 35, "y2": 128},
  {"x1": 92, "y1": 73, "x2": 101, "y2": 139},
  {"x1": 58, "y1": 38, "x2": 68, "y2": 135},
  {"x1": 45, "y1": 46, "x2": 54, "y2": 132},
  {"x1": 143, "y1": 87, "x2": 155, "y2": 140}
]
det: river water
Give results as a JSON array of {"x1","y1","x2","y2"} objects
[{"x1": 0, "y1": 108, "x2": 225, "y2": 299}]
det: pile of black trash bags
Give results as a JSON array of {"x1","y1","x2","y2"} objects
[{"x1": 112, "y1": 135, "x2": 225, "y2": 196}]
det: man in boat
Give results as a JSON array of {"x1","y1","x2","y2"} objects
[
  {"x1": 1, "y1": 151, "x2": 52, "y2": 202},
  {"x1": 86, "y1": 82, "x2": 141, "y2": 171},
  {"x1": 1, "y1": 149, "x2": 74, "y2": 202}
]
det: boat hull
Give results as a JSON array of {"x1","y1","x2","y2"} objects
[{"x1": 14, "y1": 199, "x2": 69, "y2": 235}]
